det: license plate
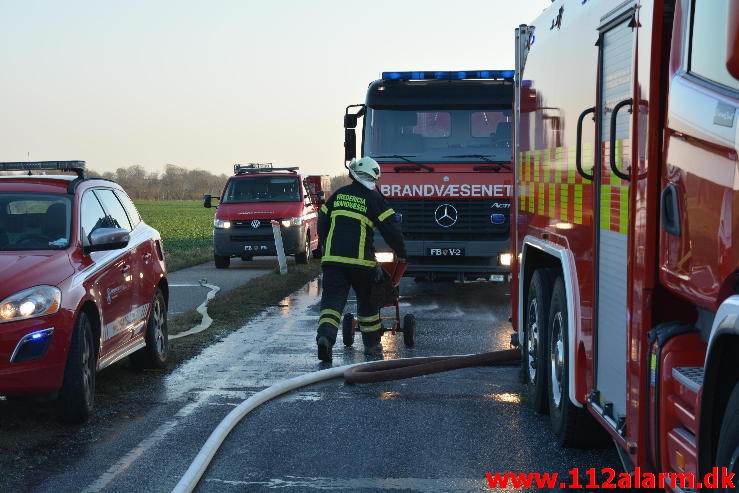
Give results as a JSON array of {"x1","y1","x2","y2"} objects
[
  {"x1": 244, "y1": 245, "x2": 268, "y2": 252},
  {"x1": 428, "y1": 247, "x2": 465, "y2": 256}
]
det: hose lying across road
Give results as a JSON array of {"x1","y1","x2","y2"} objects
[{"x1": 172, "y1": 349, "x2": 520, "y2": 493}]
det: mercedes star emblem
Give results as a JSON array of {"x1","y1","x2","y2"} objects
[
  {"x1": 434, "y1": 203, "x2": 458, "y2": 228},
  {"x1": 250, "y1": 219, "x2": 260, "y2": 228}
]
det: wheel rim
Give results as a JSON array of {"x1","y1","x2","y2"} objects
[
  {"x1": 550, "y1": 311, "x2": 565, "y2": 408},
  {"x1": 526, "y1": 298, "x2": 539, "y2": 384},
  {"x1": 81, "y1": 322, "x2": 94, "y2": 404},
  {"x1": 152, "y1": 296, "x2": 166, "y2": 354}
]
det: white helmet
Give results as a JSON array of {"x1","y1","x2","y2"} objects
[{"x1": 349, "y1": 157, "x2": 381, "y2": 190}]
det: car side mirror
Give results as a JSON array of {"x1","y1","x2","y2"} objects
[
  {"x1": 203, "y1": 194, "x2": 213, "y2": 208},
  {"x1": 727, "y1": 2, "x2": 739, "y2": 79},
  {"x1": 84, "y1": 227, "x2": 130, "y2": 255}
]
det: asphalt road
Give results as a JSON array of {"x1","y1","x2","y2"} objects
[{"x1": 19, "y1": 273, "x2": 622, "y2": 492}]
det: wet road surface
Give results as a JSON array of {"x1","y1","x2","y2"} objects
[{"x1": 24, "y1": 278, "x2": 622, "y2": 492}]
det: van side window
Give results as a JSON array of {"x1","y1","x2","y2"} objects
[{"x1": 690, "y1": 0, "x2": 739, "y2": 91}]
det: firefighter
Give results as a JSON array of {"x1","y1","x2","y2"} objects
[{"x1": 316, "y1": 156, "x2": 407, "y2": 361}]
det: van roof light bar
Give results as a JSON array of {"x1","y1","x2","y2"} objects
[
  {"x1": 381, "y1": 70, "x2": 515, "y2": 81},
  {"x1": 0, "y1": 160, "x2": 86, "y2": 179},
  {"x1": 234, "y1": 163, "x2": 299, "y2": 175}
]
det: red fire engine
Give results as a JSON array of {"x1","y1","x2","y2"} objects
[
  {"x1": 512, "y1": 0, "x2": 739, "y2": 487},
  {"x1": 344, "y1": 70, "x2": 514, "y2": 282}
]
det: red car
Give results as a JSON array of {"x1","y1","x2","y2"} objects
[{"x1": 0, "y1": 161, "x2": 168, "y2": 423}]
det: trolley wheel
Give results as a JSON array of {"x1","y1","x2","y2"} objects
[
  {"x1": 402, "y1": 314, "x2": 416, "y2": 347},
  {"x1": 342, "y1": 313, "x2": 355, "y2": 347}
]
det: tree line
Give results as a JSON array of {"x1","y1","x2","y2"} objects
[{"x1": 90, "y1": 164, "x2": 351, "y2": 201}]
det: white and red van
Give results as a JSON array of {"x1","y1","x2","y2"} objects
[{"x1": 204, "y1": 163, "x2": 331, "y2": 268}]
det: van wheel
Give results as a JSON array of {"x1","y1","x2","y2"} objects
[
  {"x1": 56, "y1": 312, "x2": 96, "y2": 424},
  {"x1": 523, "y1": 268, "x2": 553, "y2": 414},
  {"x1": 214, "y1": 254, "x2": 230, "y2": 269},
  {"x1": 295, "y1": 235, "x2": 310, "y2": 264},
  {"x1": 130, "y1": 289, "x2": 168, "y2": 369}
]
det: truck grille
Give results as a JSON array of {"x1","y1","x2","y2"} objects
[{"x1": 391, "y1": 199, "x2": 510, "y2": 240}]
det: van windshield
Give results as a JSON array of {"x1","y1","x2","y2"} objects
[{"x1": 223, "y1": 176, "x2": 301, "y2": 203}]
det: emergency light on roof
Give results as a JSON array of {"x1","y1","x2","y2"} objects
[
  {"x1": 381, "y1": 70, "x2": 515, "y2": 81},
  {"x1": 234, "y1": 163, "x2": 298, "y2": 175},
  {"x1": 0, "y1": 160, "x2": 86, "y2": 180}
]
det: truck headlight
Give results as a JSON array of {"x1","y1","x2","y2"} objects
[
  {"x1": 499, "y1": 253, "x2": 512, "y2": 266},
  {"x1": 214, "y1": 218, "x2": 232, "y2": 229},
  {"x1": 375, "y1": 251, "x2": 395, "y2": 263},
  {"x1": 281, "y1": 217, "x2": 303, "y2": 228},
  {"x1": 0, "y1": 286, "x2": 61, "y2": 323}
]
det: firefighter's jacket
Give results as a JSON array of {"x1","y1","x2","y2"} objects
[{"x1": 318, "y1": 181, "x2": 407, "y2": 269}]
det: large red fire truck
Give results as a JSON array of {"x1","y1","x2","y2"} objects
[
  {"x1": 512, "y1": 0, "x2": 739, "y2": 488},
  {"x1": 344, "y1": 70, "x2": 514, "y2": 282}
]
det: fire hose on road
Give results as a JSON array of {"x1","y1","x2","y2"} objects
[{"x1": 172, "y1": 349, "x2": 520, "y2": 493}]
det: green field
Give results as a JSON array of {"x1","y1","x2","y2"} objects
[{"x1": 135, "y1": 200, "x2": 215, "y2": 271}]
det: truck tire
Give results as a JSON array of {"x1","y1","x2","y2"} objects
[
  {"x1": 214, "y1": 254, "x2": 230, "y2": 269},
  {"x1": 342, "y1": 313, "x2": 355, "y2": 347},
  {"x1": 295, "y1": 234, "x2": 310, "y2": 264},
  {"x1": 56, "y1": 312, "x2": 96, "y2": 424},
  {"x1": 547, "y1": 276, "x2": 609, "y2": 448},
  {"x1": 715, "y1": 382, "x2": 739, "y2": 492},
  {"x1": 130, "y1": 289, "x2": 168, "y2": 369},
  {"x1": 523, "y1": 268, "x2": 553, "y2": 414}
]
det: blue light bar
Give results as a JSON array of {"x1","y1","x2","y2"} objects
[{"x1": 381, "y1": 70, "x2": 514, "y2": 81}]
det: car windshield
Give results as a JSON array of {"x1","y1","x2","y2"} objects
[
  {"x1": 223, "y1": 176, "x2": 301, "y2": 203},
  {"x1": 0, "y1": 194, "x2": 72, "y2": 251},
  {"x1": 363, "y1": 108, "x2": 513, "y2": 164}
]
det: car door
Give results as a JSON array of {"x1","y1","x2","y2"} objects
[
  {"x1": 93, "y1": 188, "x2": 148, "y2": 341},
  {"x1": 80, "y1": 189, "x2": 134, "y2": 356}
]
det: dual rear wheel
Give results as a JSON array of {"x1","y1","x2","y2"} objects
[{"x1": 523, "y1": 268, "x2": 607, "y2": 448}]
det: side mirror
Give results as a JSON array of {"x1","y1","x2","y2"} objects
[
  {"x1": 727, "y1": 2, "x2": 739, "y2": 79},
  {"x1": 203, "y1": 194, "x2": 212, "y2": 208},
  {"x1": 84, "y1": 227, "x2": 130, "y2": 254},
  {"x1": 344, "y1": 113, "x2": 358, "y2": 129},
  {"x1": 345, "y1": 129, "x2": 357, "y2": 162}
]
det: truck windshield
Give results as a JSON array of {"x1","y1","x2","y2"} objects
[
  {"x1": 363, "y1": 108, "x2": 512, "y2": 164},
  {"x1": 0, "y1": 193, "x2": 72, "y2": 251},
  {"x1": 223, "y1": 176, "x2": 301, "y2": 203}
]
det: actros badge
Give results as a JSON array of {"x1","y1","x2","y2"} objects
[{"x1": 434, "y1": 203, "x2": 458, "y2": 228}]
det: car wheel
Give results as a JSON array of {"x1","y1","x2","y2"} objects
[
  {"x1": 523, "y1": 268, "x2": 553, "y2": 414},
  {"x1": 130, "y1": 288, "x2": 168, "y2": 369},
  {"x1": 716, "y1": 383, "x2": 739, "y2": 492},
  {"x1": 56, "y1": 311, "x2": 96, "y2": 424},
  {"x1": 295, "y1": 234, "x2": 309, "y2": 264},
  {"x1": 214, "y1": 254, "x2": 230, "y2": 269},
  {"x1": 403, "y1": 314, "x2": 416, "y2": 347},
  {"x1": 342, "y1": 313, "x2": 355, "y2": 347}
]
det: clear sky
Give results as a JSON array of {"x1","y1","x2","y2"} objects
[{"x1": 1, "y1": 0, "x2": 551, "y2": 177}]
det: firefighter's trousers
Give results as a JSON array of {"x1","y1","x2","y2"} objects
[{"x1": 316, "y1": 265, "x2": 381, "y2": 346}]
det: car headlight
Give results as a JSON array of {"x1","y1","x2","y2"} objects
[
  {"x1": 375, "y1": 251, "x2": 395, "y2": 263},
  {"x1": 0, "y1": 286, "x2": 62, "y2": 323},
  {"x1": 214, "y1": 218, "x2": 232, "y2": 229},
  {"x1": 281, "y1": 217, "x2": 302, "y2": 228},
  {"x1": 499, "y1": 252, "x2": 512, "y2": 266}
]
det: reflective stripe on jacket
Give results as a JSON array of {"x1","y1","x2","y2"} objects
[{"x1": 318, "y1": 181, "x2": 407, "y2": 269}]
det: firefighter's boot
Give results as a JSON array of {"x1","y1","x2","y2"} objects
[
  {"x1": 362, "y1": 331, "x2": 383, "y2": 357},
  {"x1": 317, "y1": 336, "x2": 333, "y2": 362}
]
